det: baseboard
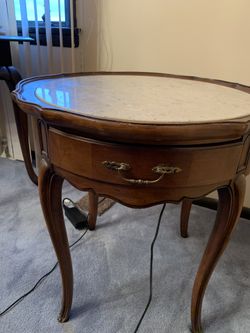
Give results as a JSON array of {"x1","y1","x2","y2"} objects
[{"x1": 194, "y1": 198, "x2": 250, "y2": 220}]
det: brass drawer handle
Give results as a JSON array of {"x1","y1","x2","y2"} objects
[{"x1": 102, "y1": 161, "x2": 182, "y2": 185}]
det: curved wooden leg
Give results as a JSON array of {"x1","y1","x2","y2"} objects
[
  {"x1": 39, "y1": 159, "x2": 73, "y2": 322},
  {"x1": 180, "y1": 199, "x2": 192, "y2": 238},
  {"x1": 87, "y1": 191, "x2": 98, "y2": 230},
  {"x1": 14, "y1": 105, "x2": 38, "y2": 185},
  {"x1": 191, "y1": 175, "x2": 246, "y2": 333}
]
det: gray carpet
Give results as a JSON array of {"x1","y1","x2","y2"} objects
[{"x1": 0, "y1": 157, "x2": 250, "y2": 333}]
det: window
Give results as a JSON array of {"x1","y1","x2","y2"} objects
[{"x1": 14, "y1": 0, "x2": 79, "y2": 47}]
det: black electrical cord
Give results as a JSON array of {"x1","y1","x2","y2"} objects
[
  {"x1": 133, "y1": 203, "x2": 166, "y2": 333},
  {"x1": 1, "y1": 203, "x2": 166, "y2": 333},
  {"x1": 98, "y1": 197, "x2": 106, "y2": 204},
  {"x1": 0, "y1": 229, "x2": 88, "y2": 317}
]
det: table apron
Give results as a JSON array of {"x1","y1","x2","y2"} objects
[{"x1": 47, "y1": 128, "x2": 244, "y2": 192}]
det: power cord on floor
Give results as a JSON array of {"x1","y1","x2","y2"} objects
[
  {"x1": 1, "y1": 202, "x2": 166, "y2": 333},
  {"x1": 0, "y1": 229, "x2": 88, "y2": 317},
  {"x1": 133, "y1": 203, "x2": 166, "y2": 333}
]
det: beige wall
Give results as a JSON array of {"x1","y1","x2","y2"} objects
[
  {"x1": 84, "y1": 0, "x2": 250, "y2": 83},
  {"x1": 82, "y1": 0, "x2": 250, "y2": 207}
]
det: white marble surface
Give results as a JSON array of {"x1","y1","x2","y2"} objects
[{"x1": 34, "y1": 75, "x2": 250, "y2": 123}]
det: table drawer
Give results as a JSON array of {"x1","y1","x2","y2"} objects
[{"x1": 48, "y1": 128, "x2": 242, "y2": 188}]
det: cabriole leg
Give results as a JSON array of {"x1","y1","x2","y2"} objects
[
  {"x1": 180, "y1": 199, "x2": 192, "y2": 238},
  {"x1": 87, "y1": 191, "x2": 98, "y2": 230},
  {"x1": 14, "y1": 105, "x2": 38, "y2": 185},
  {"x1": 39, "y1": 159, "x2": 73, "y2": 322},
  {"x1": 191, "y1": 175, "x2": 246, "y2": 333}
]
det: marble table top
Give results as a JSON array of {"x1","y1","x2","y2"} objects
[{"x1": 23, "y1": 74, "x2": 250, "y2": 124}]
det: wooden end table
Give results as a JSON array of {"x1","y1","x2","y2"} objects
[{"x1": 12, "y1": 72, "x2": 250, "y2": 332}]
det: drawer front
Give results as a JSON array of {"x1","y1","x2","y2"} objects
[{"x1": 48, "y1": 129, "x2": 242, "y2": 188}]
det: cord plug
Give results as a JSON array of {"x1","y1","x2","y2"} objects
[{"x1": 63, "y1": 198, "x2": 89, "y2": 230}]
